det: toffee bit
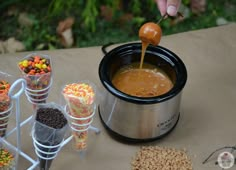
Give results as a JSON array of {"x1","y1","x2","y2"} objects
[{"x1": 131, "y1": 146, "x2": 193, "y2": 170}]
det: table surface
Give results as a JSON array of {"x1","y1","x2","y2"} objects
[{"x1": 1, "y1": 23, "x2": 236, "y2": 170}]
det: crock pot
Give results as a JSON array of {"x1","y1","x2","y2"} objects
[{"x1": 98, "y1": 42, "x2": 187, "y2": 142}]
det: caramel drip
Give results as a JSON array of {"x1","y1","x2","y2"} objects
[{"x1": 139, "y1": 41, "x2": 149, "y2": 69}]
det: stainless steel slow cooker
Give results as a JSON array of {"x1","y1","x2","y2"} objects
[{"x1": 98, "y1": 43, "x2": 187, "y2": 142}]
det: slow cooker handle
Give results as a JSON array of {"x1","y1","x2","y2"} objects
[{"x1": 102, "y1": 42, "x2": 114, "y2": 55}]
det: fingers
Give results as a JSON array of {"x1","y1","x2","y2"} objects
[
  {"x1": 155, "y1": 0, "x2": 181, "y2": 16},
  {"x1": 166, "y1": 0, "x2": 181, "y2": 16},
  {"x1": 155, "y1": 0, "x2": 167, "y2": 16}
]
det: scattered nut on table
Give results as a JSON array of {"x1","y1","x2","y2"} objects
[{"x1": 131, "y1": 146, "x2": 193, "y2": 170}]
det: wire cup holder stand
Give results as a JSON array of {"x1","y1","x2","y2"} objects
[{"x1": 1, "y1": 78, "x2": 100, "y2": 170}]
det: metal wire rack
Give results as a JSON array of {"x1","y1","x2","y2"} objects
[{"x1": 2, "y1": 78, "x2": 100, "y2": 170}]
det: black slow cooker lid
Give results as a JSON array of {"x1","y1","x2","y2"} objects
[{"x1": 99, "y1": 43, "x2": 187, "y2": 104}]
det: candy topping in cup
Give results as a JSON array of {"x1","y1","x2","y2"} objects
[
  {"x1": 33, "y1": 103, "x2": 68, "y2": 170},
  {"x1": 0, "y1": 78, "x2": 12, "y2": 137},
  {"x1": 18, "y1": 55, "x2": 51, "y2": 75},
  {"x1": 0, "y1": 80, "x2": 11, "y2": 94},
  {"x1": 62, "y1": 82, "x2": 96, "y2": 151},
  {"x1": 0, "y1": 94, "x2": 10, "y2": 113},
  {"x1": 0, "y1": 148, "x2": 15, "y2": 168},
  {"x1": 0, "y1": 80, "x2": 11, "y2": 112},
  {"x1": 18, "y1": 54, "x2": 53, "y2": 92},
  {"x1": 63, "y1": 83, "x2": 95, "y2": 105}
]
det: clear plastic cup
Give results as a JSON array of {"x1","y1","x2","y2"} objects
[
  {"x1": 32, "y1": 102, "x2": 68, "y2": 170},
  {"x1": 62, "y1": 81, "x2": 97, "y2": 152},
  {"x1": 65, "y1": 105, "x2": 96, "y2": 128},
  {"x1": 65, "y1": 105, "x2": 96, "y2": 151},
  {"x1": 18, "y1": 53, "x2": 53, "y2": 106},
  {"x1": 0, "y1": 138, "x2": 18, "y2": 170},
  {"x1": 71, "y1": 128, "x2": 89, "y2": 152},
  {"x1": 25, "y1": 79, "x2": 52, "y2": 105},
  {"x1": 0, "y1": 103, "x2": 13, "y2": 137},
  {"x1": 18, "y1": 53, "x2": 53, "y2": 90},
  {"x1": 0, "y1": 71, "x2": 13, "y2": 137},
  {"x1": 32, "y1": 130, "x2": 62, "y2": 170},
  {"x1": 62, "y1": 81, "x2": 96, "y2": 118}
]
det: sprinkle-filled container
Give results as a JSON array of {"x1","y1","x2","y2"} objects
[
  {"x1": 0, "y1": 71, "x2": 13, "y2": 137},
  {"x1": 32, "y1": 102, "x2": 68, "y2": 170},
  {"x1": 62, "y1": 81, "x2": 96, "y2": 151},
  {"x1": 18, "y1": 53, "x2": 53, "y2": 105},
  {"x1": 0, "y1": 138, "x2": 18, "y2": 170},
  {"x1": 0, "y1": 103, "x2": 13, "y2": 137}
]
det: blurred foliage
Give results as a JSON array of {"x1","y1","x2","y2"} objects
[
  {"x1": 0, "y1": 0, "x2": 235, "y2": 51},
  {"x1": 182, "y1": 0, "x2": 191, "y2": 6}
]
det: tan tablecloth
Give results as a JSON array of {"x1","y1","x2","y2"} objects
[{"x1": 1, "y1": 23, "x2": 236, "y2": 170}]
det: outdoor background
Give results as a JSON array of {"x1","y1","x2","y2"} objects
[{"x1": 0, "y1": 0, "x2": 235, "y2": 53}]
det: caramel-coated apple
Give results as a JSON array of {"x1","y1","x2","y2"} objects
[{"x1": 139, "y1": 22, "x2": 162, "y2": 46}]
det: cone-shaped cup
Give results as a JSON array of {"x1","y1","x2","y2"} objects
[
  {"x1": 65, "y1": 105, "x2": 96, "y2": 151},
  {"x1": 0, "y1": 138, "x2": 18, "y2": 169},
  {"x1": 62, "y1": 81, "x2": 96, "y2": 151},
  {"x1": 25, "y1": 79, "x2": 52, "y2": 105},
  {"x1": 18, "y1": 53, "x2": 53, "y2": 105},
  {"x1": 0, "y1": 71, "x2": 13, "y2": 137},
  {"x1": 32, "y1": 102, "x2": 68, "y2": 170},
  {"x1": 32, "y1": 129, "x2": 62, "y2": 170},
  {"x1": 65, "y1": 105, "x2": 96, "y2": 129},
  {"x1": 71, "y1": 128, "x2": 89, "y2": 151},
  {"x1": 0, "y1": 102, "x2": 13, "y2": 137},
  {"x1": 62, "y1": 81, "x2": 96, "y2": 118}
]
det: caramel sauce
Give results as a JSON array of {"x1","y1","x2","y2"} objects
[
  {"x1": 112, "y1": 24, "x2": 172, "y2": 97},
  {"x1": 112, "y1": 63, "x2": 173, "y2": 97}
]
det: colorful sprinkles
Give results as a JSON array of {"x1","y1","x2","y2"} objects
[
  {"x1": 0, "y1": 148, "x2": 15, "y2": 168},
  {"x1": 63, "y1": 83, "x2": 95, "y2": 105},
  {"x1": 63, "y1": 83, "x2": 96, "y2": 150}
]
